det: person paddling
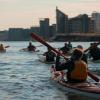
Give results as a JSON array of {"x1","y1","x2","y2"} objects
[
  {"x1": 60, "y1": 42, "x2": 70, "y2": 55},
  {"x1": 43, "y1": 47, "x2": 56, "y2": 62},
  {"x1": 67, "y1": 41, "x2": 72, "y2": 50},
  {"x1": 55, "y1": 48, "x2": 88, "y2": 83},
  {"x1": 0, "y1": 44, "x2": 6, "y2": 52},
  {"x1": 77, "y1": 45, "x2": 88, "y2": 64},
  {"x1": 27, "y1": 41, "x2": 36, "y2": 51},
  {"x1": 88, "y1": 43, "x2": 100, "y2": 61}
]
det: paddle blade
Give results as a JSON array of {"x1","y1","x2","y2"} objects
[
  {"x1": 88, "y1": 71, "x2": 99, "y2": 82},
  {"x1": 5, "y1": 46, "x2": 10, "y2": 48}
]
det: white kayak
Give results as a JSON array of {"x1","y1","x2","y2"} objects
[{"x1": 50, "y1": 68, "x2": 100, "y2": 99}]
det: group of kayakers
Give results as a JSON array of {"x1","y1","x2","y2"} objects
[
  {"x1": 0, "y1": 40, "x2": 100, "y2": 84},
  {"x1": 60, "y1": 41, "x2": 72, "y2": 55},
  {"x1": 49, "y1": 41, "x2": 100, "y2": 83}
]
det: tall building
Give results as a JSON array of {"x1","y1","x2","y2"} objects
[
  {"x1": 49, "y1": 24, "x2": 56, "y2": 37},
  {"x1": 92, "y1": 12, "x2": 100, "y2": 33},
  {"x1": 56, "y1": 7, "x2": 69, "y2": 33},
  {"x1": 69, "y1": 14, "x2": 89, "y2": 33},
  {"x1": 88, "y1": 17, "x2": 94, "y2": 33},
  {"x1": 39, "y1": 18, "x2": 50, "y2": 39},
  {"x1": 82, "y1": 14, "x2": 89, "y2": 33}
]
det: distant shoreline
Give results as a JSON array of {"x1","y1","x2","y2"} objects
[{"x1": 52, "y1": 34, "x2": 100, "y2": 42}]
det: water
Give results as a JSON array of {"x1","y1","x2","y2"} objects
[{"x1": 0, "y1": 41, "x2": 100, "y2": 100}]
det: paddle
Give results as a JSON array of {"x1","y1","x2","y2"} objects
[
  {"x1": 88, "y1": 71, "x2": 99, "y2": 82},
  {"x1": 5, "y1": 46, "x2": 10, "y2": 48},
  {"x1": 30, "y1": 33, "x2": 68, "y2": 60},
  {"x1": 30, "y1": 33, "x2": 99, "y2": 82}
]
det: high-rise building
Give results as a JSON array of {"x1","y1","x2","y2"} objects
[
  {"x1": 92, "y1": 12, "x2": 100, "y2": 33},
  {"x1": 39, "y1": 18, "x2": 50, "y2": 39},
  {"x1": 56, "y1": 7, "x2": 69, "y2": 33},
  {"x1": 68, "y1": 14, "x2": 89, "y2": 33},
  {"x1": 88, "y1": 17, "x2": 94, "y2": 33}
]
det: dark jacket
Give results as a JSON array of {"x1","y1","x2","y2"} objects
[
  {"x1": 89, "y1": 47, "x2": 100, "y2": 60},
  {"x1": 44, "y1": 51, "x2": 56, "y2": 62}
]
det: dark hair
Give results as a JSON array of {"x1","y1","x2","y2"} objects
[{"x1": 73, "y1": 48, "x2": 83, "y2": 60}]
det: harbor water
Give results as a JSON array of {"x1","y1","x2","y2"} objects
[{"x1": 0, "y1": 41, "x2": 100, "y2": 100}]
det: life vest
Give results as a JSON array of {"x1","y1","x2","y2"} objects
[{"x1": 70, "y1": 60, "x2": 88, "y2": 80}]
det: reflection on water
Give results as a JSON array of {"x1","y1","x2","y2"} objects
[{"x1": 0, "y1": 41, "x2": 100, "y2": 100}]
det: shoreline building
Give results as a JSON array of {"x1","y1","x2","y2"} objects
[
  {"x1": 69, "y1": 14, "x2": 89, "y2": 33},
  {"x1": 39, "y1": 18, "x2": 50, "y2": 39},
  {"x1": 56, "y1": 8, "x2": 90, "y2": 34},
  {"x1": 56, "y1": 7, "x2": 69, "y2": 34},
  {"x1": 92, "y1": 12, "x2": 100, "y2": 33}
]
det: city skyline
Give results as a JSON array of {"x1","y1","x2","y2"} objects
[{"x1": 0, "y1": 0, "x2": 100, "y2": 30}]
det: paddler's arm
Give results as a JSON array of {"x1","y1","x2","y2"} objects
[{"x1": 55, "y1": 56, "x2": 74, "y2": 71}]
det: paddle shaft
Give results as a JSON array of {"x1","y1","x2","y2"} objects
[
  {"x1": 31, "y1": 33, "x2": 68, "y2": 60},
  {"x1": 88, "y1": 71, "x2": 99, "y2": 82},
  {"x1": 31, "y1": 33, "x2": 99, "y2": 82}
]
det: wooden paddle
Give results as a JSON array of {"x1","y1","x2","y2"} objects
[
  {"x1": 30, "y1": 33, "x2": 68, "y2": 60},
  {"x1": 5, "y1": 46, "x2": 10, "y2": 48},
  {"x1": 30, "y1": 33, "x2": 99, "y2": 82}
]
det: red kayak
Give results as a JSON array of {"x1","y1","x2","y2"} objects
[{"x1": 50, "y1": 67, "x2": 100, "y2": 99}]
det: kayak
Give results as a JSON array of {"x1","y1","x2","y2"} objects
[
  {"x1": 50, "y1": 68, "x2": 100, "y2": 99},
  {"x1": 19, "y1": 48, "x2": 39, "y2": 53},
  {"x1": 0, "y1": 49, "x2": 6, "y2": 53},
  {"x1": 38, "y1": 54, "x2": 55, "y2": 64},
  {"x1": 51, "y1": 79, "x2": 100, "y2": 99}
]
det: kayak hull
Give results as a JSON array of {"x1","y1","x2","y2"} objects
[
  {"x1": 51, "y1": 78, "x2": 100, "y2": 99},
  {"x1": 50, "y1": 69, "x2": 100, "y2": 99}
]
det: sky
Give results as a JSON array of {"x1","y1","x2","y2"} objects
[{"x1": 0, "y1": 0, "x2": 100, "y2": 30}]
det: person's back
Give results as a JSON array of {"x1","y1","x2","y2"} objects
[
  {"x1": 27, "y1": 42, "x2": 36, "y2": 51},
  {"x1": 89, "y1": 43, "x2": 100, "y2": 60},
  {"x1": 55, "y1": 48, "x2": 88, "y2": 83},
  {"x1": 60, "y1": 43, "x2": 70, "y2": 54},
  {"x1": 69, "y1": 60, "x2": 87, "y2": 82},
  {"x1": 44, "y1": 48, "x2": 56, "y2": 62}
]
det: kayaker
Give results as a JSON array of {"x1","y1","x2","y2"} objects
[
  {"x1": 77, "y1": 45, "x2": 88, "y2": 64},
  {"x1": 43, "y1": 47, "x2": 56, "y2": 62},
  {"x1": 27, "y1": 41, "x2": 36, "y2": 51},
  {"x1": 0, "y1": 44, "x2": 5, "y2": 52},
  {"x1": 55, "y1": 48, "x2": 88, "y2": 83},
  {"x1": 67, "y1": 41, "x2": 72, "y2": 50},
  {"x1": 60, "y1": 42, "x2": 70, "y2": 54},
  {"x1": 88, "y1": 43, "x2": 100, "y2": 61}
]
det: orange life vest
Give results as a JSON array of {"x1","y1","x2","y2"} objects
[{"x1": 70, "y1": 60, "x2": 88, "y2": 80}]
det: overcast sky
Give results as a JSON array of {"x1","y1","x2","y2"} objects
[{"x1": 0, "y1": 0, "x2": 100, "y2": 30}]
